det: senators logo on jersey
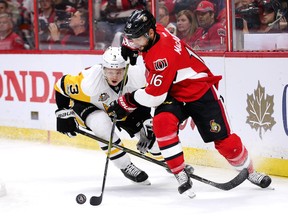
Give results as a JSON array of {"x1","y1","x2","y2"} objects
[
  {"x1": 153, "y1": 58, "x2": 168, "y2": 71},
  {"x1": 210, "y1": 119, "x2": 221, "y2": 133}
]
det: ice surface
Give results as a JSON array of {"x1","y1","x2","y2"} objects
[{"x1": 0, "y1": 138, "x2": 287, "y2": 216}]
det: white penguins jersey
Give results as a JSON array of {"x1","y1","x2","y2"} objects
[{"x1": 54, "y1": 64, "x2": 146, "y2": 111}]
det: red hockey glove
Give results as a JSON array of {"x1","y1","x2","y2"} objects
[
  {"x1": 107, "y1": 93, "x2": 138, "y2": 120},
  {"x1": 121, "y1": 37, "x2": 139, "y2": 65}
]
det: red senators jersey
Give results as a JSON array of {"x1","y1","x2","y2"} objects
[
  {"x1": 134, "y1": 24, "x2": 222, "y2": 107},
  {"x1": 0, "y1": 32, "x2": 25, "y2": 50},
  {"x1": 190, "y1": 22, "x2": 226, "y2": 51}
]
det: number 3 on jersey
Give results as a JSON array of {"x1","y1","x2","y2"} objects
[{"x1": 68, "y1": 84, "x2": 79, "y2": 95}]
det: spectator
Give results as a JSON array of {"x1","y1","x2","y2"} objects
[
  {"x1": 0, "y1": 0, "x2": 9, "y2": 14},
  {"x1": 172, "y1": 0, "x2": 199, "y2": 14},
  {"x1": 235, "y1": 0, "x2": 242, "y2": 8},
  {"x1": 255, "y1": 0, "x2": 287, "y2": 33},
  {"x1": 21, "y1": 0, "x2": 35, "y2": 49},
  {"x1": 39, "y1": 0, "x2": 57, "y2": 29},
  {"x1": 190, "y1": 0, "x2": 226, "y2": 51},
  {"x1": 38, "y1": 0, "x2": 57, "y2": 49},
  {"x1": 234, "y1": 0, "x2": 250, "y2": 50},
  {"x1": 176, "y1": 10, "x2": 197, "y2": 44},
  {"x1": 238, "y1": 0, "x2": 254, "y2": 7},
  {"x1": 211, "y1": 0, "x2": 226, "y2": 25},
  {"x1": 48, "y1": 8, "x2": 89, "y2": 50},
  {"x1": 5, "y1": 0, "x2": 21, "y2": 28},
  {"x1": 158, "y1": 5, "x2": 177, "y2": 35},
  {"x1": 280, "y1": 0, "x2": 287, "y2": 10},
  {"x1": 280, "y1": 0, "x2": 288, "y2": 23},
  {"x1": 94, "y1": 0, "x2": 146, "y2": 49},
  {"x1": 235, "y1": 0, "x2": 260, "y2": 30},
  {"x1": 158, "y1": 0, "x2": 200, "y2": 24},
  {"x1": 0, "y1": 13, "x2": 25, "y2": 50},
  {"x1": 53, "y1": 0, "x2": 78, "y2": 11}
]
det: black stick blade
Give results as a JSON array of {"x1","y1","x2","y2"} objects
[
  {"x1": 224, "y1": 168, "x2": 249, "y2": 190},
  {"x1": 90, "y1": 195, "x2": 103, "y2": 206}
]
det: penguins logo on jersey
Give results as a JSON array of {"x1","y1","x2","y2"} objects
[{"x1": 98, "y1": 93, "x2": 109, "y2": 102}]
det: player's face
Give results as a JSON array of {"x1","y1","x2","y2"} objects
[
  {"x1": 129, "y1": 35, "x2": 149, "y2": 51},
  {"x1": 104, "y1": 68, "x2": 125, "y2": 86}
]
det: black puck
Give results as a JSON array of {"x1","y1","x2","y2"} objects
[{"x1": 76, "y1": 193, "x2": 86, "y2": 204}]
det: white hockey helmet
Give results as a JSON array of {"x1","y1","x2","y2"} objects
[{"x1": 102, "y1": 46, "x2": 126, "y2": 69}]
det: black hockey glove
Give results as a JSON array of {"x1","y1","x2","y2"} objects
[
  {"x1": 107, "y1": 93, "x2": 138, "y2": 120},
  {"x1": 137, "y1": 119, "x2": 155, "y2": 154},
  {"x1": 55, "y1": 108, "x2": 78, "y2": 138},
  {"x1": 121, "y1": 37, "x2": 139, "y2": 65}
]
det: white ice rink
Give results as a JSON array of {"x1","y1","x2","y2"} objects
[{"x1": 0, "y1": 138, "x2": 287, "y2": 216}]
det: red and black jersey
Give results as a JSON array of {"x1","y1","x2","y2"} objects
[
  {"x1": 190, "y1": 21, "x2": 226, "y2": 51},
  {"x1": 134, "y1": 24, "x2": 222, "y2": 107}
]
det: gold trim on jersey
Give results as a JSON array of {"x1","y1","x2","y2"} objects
[{"x1": 61, "y1": 73, "x2": 91, "y2": 103}]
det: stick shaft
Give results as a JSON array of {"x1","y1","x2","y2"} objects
[
  {"x1": 90, "y1": 63, "x2": 130, "y2": 206},
  {"x1": 77, "y1": 127, "x2": 248, "y2": 191}
]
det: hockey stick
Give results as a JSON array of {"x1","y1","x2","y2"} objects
[
  {"x1": 89, "y1": 118, "x2": 116, "y2": 206},
  {"x1": 76, "y1": 127, "x2": 249, "y2": 191},
  {"x1": 89, "y1": 63, "x2": 130, "y2": 206}
]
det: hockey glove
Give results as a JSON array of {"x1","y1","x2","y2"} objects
[
  {"x1": 136, "y1": 119, "x2": 156, "y2": 154},
  {"x1": 121, "y1": 37, "x2": 139, "y2": 65},
  {"x1": 107, "y1": 93, "x2": 138, "y2": 120},
  {"x1": 55, "y1": 108, "x2": 78, "y2": 138}
]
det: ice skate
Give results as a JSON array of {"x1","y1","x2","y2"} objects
[
  {"x1": 248, "y1": 171, "x2": 272, "y2": 188},
  {"x1": 167, "y1": 164, "x2": 194, "y2": 174},
  {"x1": 121, "y1": 163, "x2": 150, "y2": 185},
  {"x1": 175, "y1": 169, "x2": 196, "y2": 198},
  {"x1": 184, "y1": 164, "x2": 194, "y2": 174}
]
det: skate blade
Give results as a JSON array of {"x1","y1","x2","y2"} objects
[
  {"x1": 185, "y1": 189, "x2": 196, "y2": 198},
  {"x1": 263, "y1": 185, "x2": 275, "y2": 190},
  {"x1": 135, "y1": 179, "x2": 151, "y2": 185}
]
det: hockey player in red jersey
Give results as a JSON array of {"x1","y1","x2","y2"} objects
[{"x1": 107, "y1": 9, "x2": 272, "y2": 197}]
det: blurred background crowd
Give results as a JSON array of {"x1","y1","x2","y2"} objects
[{"x1": 0, "y1": 0, "x2": 287, "y2": 51}]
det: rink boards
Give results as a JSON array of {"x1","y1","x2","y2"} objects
[
  {"x1": 0, "y1": 124, "x2": 287, "y2": 178},
  {"x1": 0, "y1": 54, "x2": 288, "y2": 177}
]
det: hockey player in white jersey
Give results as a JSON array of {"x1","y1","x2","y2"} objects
[{"x1": 54, "y1": 46, "x2": 160, "y2": 184}]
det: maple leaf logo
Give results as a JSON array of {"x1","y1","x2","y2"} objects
[{"x1": 246, "y1": 81, "x2": 276, "y2": 139}]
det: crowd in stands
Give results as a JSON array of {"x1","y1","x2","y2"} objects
[{"x1": 0, "y1": 0, "x2": 287, "y2": 51}]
